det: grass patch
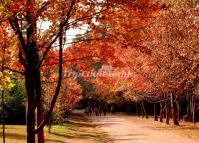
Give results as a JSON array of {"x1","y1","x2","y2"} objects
[
  {"x1": 0, "y1": 113, "x2": 111, "y2": 143},
  {"x1": 0, "y1": 124, "x2": 70, "y2": 143}
]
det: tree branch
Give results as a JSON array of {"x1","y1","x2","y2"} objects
[
  {"x1": 3, "y1": 66, "x2": 24, "y2": 75},
  {"x1": 34, "y1": 23, "x2": 64, "y2": 134},
  {"x1": 36, "y1": 1, "x2": 50, "y2": 17},
  {"x1": 9, "y1": 17, "x2": 26, "y2": 52},
  {"x1": 36, "y1": 0, "x2": 76, "y2": 70}
]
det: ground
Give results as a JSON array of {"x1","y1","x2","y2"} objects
[
  {"x1": 90, "y1": 114, "x2": 199, "y2": 143},
  {"x1": 1, "y1": 112, "x2": 199, "y2": 143},
  {"x1": 0, "y1": 113, "x2": 110, "y2": 143}
]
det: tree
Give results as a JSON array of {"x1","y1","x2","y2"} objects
[
  {"x1": 1, "y1": 79, "x2": 26, "y2": 124},
  {"x1": 0, "y1": 0, "x2": 108, "y2": 142},
  {"x1": 2, "y1": 0, "x2": 156, "y2": 143},
  {"x1": 2, "y1": 0, "x2": 196, "y2": 142},
  {"x1": 0, "y1": 21, "x2": 16, "y2": 143}
]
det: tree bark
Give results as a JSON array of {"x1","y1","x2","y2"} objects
[
  {"x1": 192, "y1": 95, "x2": 195, "y2": 124},
  {"x1": 25, "y1": 73, "x2": 37, "y2": 143},
  {"x1": 159, "y1": 102, "x2": 163, "y2": 122},
  {"x1": 186, "y1": 95, "x2": 190, "y2": 114},
  {"x1": 171, "y1": 107, "x2": 179, "y2": 125},
  {"x1": 154, "y1": 103, "x2": 158, "y2": 121},
  {"x1": 48, "y1": 118, "x2": 52, "y2": 134},
  {"x1": 171, "y1": 94, "x2": 179, "y2": 125},
  {"x1": 27, "y1": 109, "x2": 36, "y2": 143},
  {"x1": 2, "y1": 90, "x2": 6, "y2": 143},
  {"x1": 136, "y1": 102, "x2": 140, "y2": 116},
  {"x1": 37, "y1": 98, "x2": 45, "y2": 143},
  {"x1": 176, "y1": 99, "x2": 181, "y2": 121},
  {"x1": 141, "y1": 100, "x2": 148, "y2": 119},
  {"x1": 25, "y1": 0, "x2": 45, "y2": 142},
  {"x1": 1, "y1": 39, "x2": 6, "y2": 143},
  {"x1": 192, "y1": 106, "x2": 195, "y2": 124},
  {"x1": 25, "y1": 68, "x2": 45, "y2": 143},
  {"x1": 140, "y1": 101, "x2": 144, "y2": 118},
  {"x1": 166, "y1": 101, "x2": 170, "y2": 124},
  {"x1": 36, "y1": 72, "x2": 45, "y2": 143}
]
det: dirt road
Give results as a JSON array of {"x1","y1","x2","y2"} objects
[{"x1": 90, "y1": 115, "x2": 199, "y2": 143}]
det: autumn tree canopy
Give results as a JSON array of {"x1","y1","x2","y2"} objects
[{"x1": 0, "y1": 0, "x2": 198, "y2": 143}]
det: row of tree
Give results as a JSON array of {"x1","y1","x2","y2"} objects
[
  {"x1": 72, "y1": 0, "x2": 199, "y2": 124},
  {"x1": 0, "y1": 0, "x2": 198, "y2": 143}
]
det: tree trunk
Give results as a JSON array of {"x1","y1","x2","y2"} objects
[
  {"x1": 48, "y1": 118, "x2": 52, "y2": 134},
  {"x1": 154, "y1": 103, "x2": 158, "y2": 121},
  {"x1": 192, "y1": 95, "x2": 195, "y2": 124},
  {"x1": 187, "y1": 95, "x2": 190, "y2": 114},
  {"x1": 136, "y1": 102, "x2": 140, "y2": 116},
  {"x1": 166, "y1": 101, "x2": 170, "y2": 124},
  {"x1": 2, "y1": 90, "x2": 6, "y2": 143},
  {"x1": 176, "y1": 99, "x2": 181, "y2": 121},
  {"x1": 25, "y1": 73, "x2": 37, "y2": 143},
  {"x1": 25, "y1": 1, "x2": 44, "y2": 141},
  {"x1": 1, "y1": 48, "x2": 6, "y2": 143},
  {"x1": 171, "y1": 107, "x2": 179, "y2": 125},
  {"x1": 141, "y1": 100, "x2": 148, "y2": 119},
  {"x1": 171, "y1": 94, "x2": 179, "y2": 125},
  {"x1": 159, "y1": 102, "x2": 163, "y2": 122},
  {"x1": 192, "y1": 107, "x2": 195, "y2": 124},
  {"x1": 27, "y1": 109, "x2": 36, "y2": 143},
  {"x1": 140, "y1": 102, "x2": 144, "y2": 118},
  {"x1": 37, "y1": 99, "x2": 45, "y2": 143},
  {"x1": 10, "y1": 0, "x2": 68, "y2": 142},
  {"x1": 25, "y1": 72, "x2": 45, "y2": 143},
  {"x1": 33, "y1": 25, "x2": 64, "y2": 138},
  {"x1": 36, "y1": 72, "x2": 45, "y2": 143}
]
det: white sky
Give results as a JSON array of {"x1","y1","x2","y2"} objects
[{"x1": 38, "y1": 21, "x2": 92, "y2": 49}]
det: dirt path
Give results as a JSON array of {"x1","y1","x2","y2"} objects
[
  {"x1": 63, "y1": 112, "x2": 110, "y2": 143},
  {"x1": 90, "y1": 115, "x2": 199, "y2": 143}
]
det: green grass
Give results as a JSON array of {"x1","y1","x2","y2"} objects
[
  {"x1": 0, "y1": 113, "x2": 111, "y2": 143},
  {"x1": 0, "y1": 124, "x2": 72, "y2": 143}
]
